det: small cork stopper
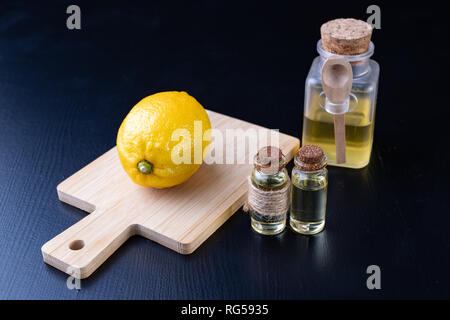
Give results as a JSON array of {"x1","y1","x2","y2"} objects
[
  {"x1": 295, "y1": 145, "x2": 326, "y2": 171},
  {"x1": 255, "y1": 146, "x2": 285, "y2": 173},
  {"x1": 321, "y1": 18, "x2": 372, "y2": 55},
  {"x1": 298, "y1": 145, "x2": 324, "y2": 164}
]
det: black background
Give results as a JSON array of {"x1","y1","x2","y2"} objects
[{"x1": 0, "y1": 0, "x2": 448, "y2": 299}]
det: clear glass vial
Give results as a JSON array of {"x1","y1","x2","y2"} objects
[
  {"x1": 290, "y1": 145, "x2": 328, "y2": 235},
  {"x1": 249, "y1": 146, "x2": 289, "y2": 235},
  {"x1": 302, "y1": 39, "x2": 379, "y2": 169}
]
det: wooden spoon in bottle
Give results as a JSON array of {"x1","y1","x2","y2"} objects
[{"x1": 321, "y1": 56, "x2": 353, "y2": 164}]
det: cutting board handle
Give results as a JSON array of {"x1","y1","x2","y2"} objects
[{"x1": 41, "y1": 208, "x2": 135, "y2": 279}]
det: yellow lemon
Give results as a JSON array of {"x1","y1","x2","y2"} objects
[{"x1": 117, "y1": 91, "x2": 211, "y2": 188}]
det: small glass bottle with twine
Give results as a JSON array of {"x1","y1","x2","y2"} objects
[
  {"x1": 243, "y1": 146, "x2": 290, "y2": 235},
  {"x1": 290, "y1": 145, "x2": 328, "y2": 235}
]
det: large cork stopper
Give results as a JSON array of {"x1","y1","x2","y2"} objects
[{"x1": 321, "y1": 18, "x2": 372, "y2": 55}]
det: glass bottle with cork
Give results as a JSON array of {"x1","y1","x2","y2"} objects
[
  {"x1": 302, "y1": 18, "x2": 379, "y2": 168},
  {"x1": 290, "y1": 145, "x2": 328, "y2": 235},
  {"x1": 245, "y1": 146, "x2": 290, "y2": 235}
]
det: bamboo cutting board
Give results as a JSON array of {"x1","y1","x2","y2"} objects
[{"x1": 42, "y1": 110, "x2": 299, "y2": 279}]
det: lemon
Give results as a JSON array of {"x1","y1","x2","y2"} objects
[{"x1": 117, "y1": 91, "x2": 211, "y2": 189}]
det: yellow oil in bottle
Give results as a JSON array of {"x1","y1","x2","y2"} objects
[{"x1": 302, "y1": 89, "x2": 375, "y2": 168}]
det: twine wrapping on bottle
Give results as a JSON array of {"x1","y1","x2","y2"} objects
[{"x1": 243, "y1": 177, "x2": 290, "y2": 216}]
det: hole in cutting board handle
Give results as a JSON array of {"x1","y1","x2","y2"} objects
[{"x1": 69, "y1": 240, "x2": 85, "y2": 251}]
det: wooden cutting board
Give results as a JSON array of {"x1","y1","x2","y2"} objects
[{"x1": 41, "y1": 110, "x2": 299, "y2": 279}]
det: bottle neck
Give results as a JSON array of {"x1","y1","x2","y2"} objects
[
  {"x1": 319, "y1": 57, "x2": 370, "y2": 78},
  {"x1": 252, "y1": 167, "x2": 288, "y2": 189},
  {"x1": 295, "y1": 167, "x2": 326, "y2": 175},
  {"x1": 317, "y1": 40, "x2": 374, "y2": 78}
]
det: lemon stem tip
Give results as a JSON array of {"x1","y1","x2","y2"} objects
[{"x1": 137, "y1": 160, "x2": 153, "y2": 174}]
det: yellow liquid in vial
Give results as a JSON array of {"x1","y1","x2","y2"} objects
[{"x1": 302, "y1": 92, "x2": 375, "y2": 168}]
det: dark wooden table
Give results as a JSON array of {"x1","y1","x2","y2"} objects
[{"x1": 0, "y1": 1, "x2": 448, "y2": 299}]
